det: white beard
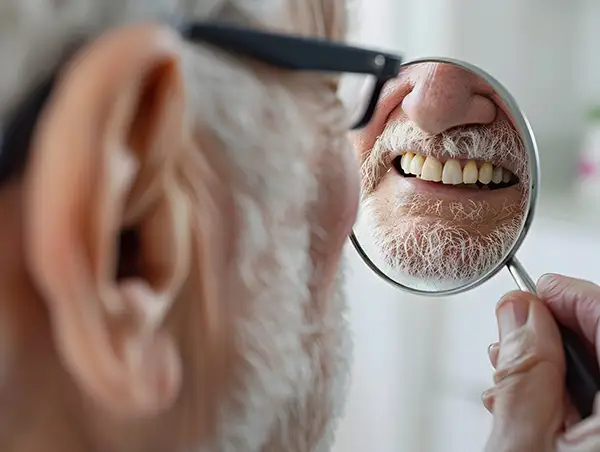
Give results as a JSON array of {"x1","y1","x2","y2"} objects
[
  {"x1": 190, "y1": 62, "x2": 352, "y2": 451},
  {"x1": 353, "y1": 195, "x2": 522, "y2": 292},
  {"x1": 206, "y1": 184, "x2": 351, "y2": 452},
  {"x1": 206, "y1": 262, "x2": 350, "y2": 452},
  {"x1": 356, "y1": 116, "x2": 528, "y2": 292}
]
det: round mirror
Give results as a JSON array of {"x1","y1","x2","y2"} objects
[{"x1": 350, "y1": 58, "x2": 538, "y2": 296}]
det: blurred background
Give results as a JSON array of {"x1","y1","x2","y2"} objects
[{"x1": 332, "y1": 0, "x2": 600, "y2": 450}]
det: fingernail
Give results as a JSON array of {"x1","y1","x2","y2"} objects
[
  {"x1": 487, "y1": 342, "x2": 499, "y2": 359},
  {"x1": 537, "y1": 273, "x2": 557, "y2": 288},
  {"x1": 481, "y1": 387, "x2": 494, "y2": 401},
  {"x1": 497, "y1": 299, "x2": 529, "y2": 337},
  {"x1": 481, "y1": 388, "x2": 495, "y2": 412},
  {"x1": 538, "y1": 273, "x2": 555, "y2": 283}
]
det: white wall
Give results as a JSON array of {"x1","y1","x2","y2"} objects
[
  {"x1": 333, "y1": 248, "x2": 442, "y2": 452},
  {"x1": 334, "y1": 1, "x2": 594, "y2": 451},
  {"x1": 449, "y1": 0, "x2": 581, "y2": 191},
  {"x1": 575, "y1": 0, "x2": 600, "y2": 107}
]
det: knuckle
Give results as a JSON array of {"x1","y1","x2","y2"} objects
[
  {"x1": 493, "y1": 350, "x2": 543, "y2": 386},
  {"x1": 493, "y1": 329, "x2": 543, "y2": 385}
]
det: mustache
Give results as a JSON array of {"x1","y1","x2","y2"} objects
[{"x1": 360, "y1": 119, "x2": 529, "y2": 196}]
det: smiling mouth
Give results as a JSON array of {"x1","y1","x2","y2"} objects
[{"x1": 392, "y1": 152, "x2": 519, "y2": 190}]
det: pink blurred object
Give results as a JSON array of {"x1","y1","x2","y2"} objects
[
  {"x1": 578, "y1": 119, "x2": 600, "y2": 197},
  {"x1": 578, "y1": 158, "x2": 596, "y2": 178}
]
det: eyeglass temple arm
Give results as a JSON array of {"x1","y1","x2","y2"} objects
[{"x1": 506, "y1": 256, "x2": 600, "y2": 420}]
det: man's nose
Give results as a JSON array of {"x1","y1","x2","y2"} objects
[{"x1": 401, "y1": 63, "x2": 497, "y2": 135}]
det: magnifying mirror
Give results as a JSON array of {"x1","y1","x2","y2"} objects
[{"x1": 350, "y1": 57, "x2": 600, "y2": 419}]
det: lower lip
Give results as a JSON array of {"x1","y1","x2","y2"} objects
[{"x1": 391, "y1": 174, "x2": 516, "y2": 200}]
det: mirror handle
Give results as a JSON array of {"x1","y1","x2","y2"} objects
[{"x1": 507, "y1": 256, "x2": 600, "y2": 419}]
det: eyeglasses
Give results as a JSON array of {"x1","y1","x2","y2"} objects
[{"x1": 0, "y1": 21, "x2": 403, "y2": 186}]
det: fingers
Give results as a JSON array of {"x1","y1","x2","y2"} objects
[
  {"x1": 564, "y1": 395, "x2": 581, "y2": 430},
  {"x1": 488, "y1": 344, "x2": 582, "y2": 432},
  {"x1": 482, "y1": 387, "x2": 495, "y2": 413},
  {"x1": 557, "y1": 406, "x2": 600, "y2": 452},
  {"x1": 537, "y1": 274, "x2": 600, "y2": 354},
  {"x1": 484, "y1": 291, "x2": 566, "y2": 452},
  {"x1": 482, "y1": 343, "x2": 499, "y2": 414},
  {"x1": 488, "y1": 342, "x2": 499, "y2": 368}
]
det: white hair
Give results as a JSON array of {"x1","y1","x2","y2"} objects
[
  {"x1": 0, "y1": 1, "x2": 355, "y2": 451},
  {"x1": 0, "y1": 0, "x2": 353, "y2": 118},
  {"x1": 171, "y1": 1, "x2": 355, "y2": 448}
]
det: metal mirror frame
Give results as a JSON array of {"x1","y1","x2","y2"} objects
[{"x1": 349, "y1": 56, "x2": 540, "y2": 297}]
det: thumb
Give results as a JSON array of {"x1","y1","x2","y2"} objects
[{"x1": 486, "y1": 291, "x2": 566, "y2": 452}]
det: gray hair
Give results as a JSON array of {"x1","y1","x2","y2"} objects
[
  {"x1": 0, "y1": 0, "x2": 350, "y2": 119},
  {"x1": 0, "y1": 1, "x2": 355, "y2": 450}
]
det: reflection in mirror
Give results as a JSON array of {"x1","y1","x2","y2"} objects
[{"x1": 351, "y1": 60, "x2": 531, "y2": 293}]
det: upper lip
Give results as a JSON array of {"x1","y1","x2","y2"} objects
[{"x1": 368, "y1": 78, "x2": 526, "y2": 179}]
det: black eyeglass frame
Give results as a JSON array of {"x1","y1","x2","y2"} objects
[{"x1": 0, "y1": 21, "x2": 403, "y2": 185}]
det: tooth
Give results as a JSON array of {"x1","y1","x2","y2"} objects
[
  {"x1": 502, "y1": 170, "x2": 512, "y2": 183},
  {"x1": 492, "y1": 166, "x2": 503, "y2": 184},
  {"x1": 463, "y1": 160, "x2": 478, "y2": 184},
  {"x1": 401, "y1": 152, "x2": 414, "y2": 172},
  {"x1": 441, "y1": 159, "x2": 463, "y2": 184},
  {"x1": 410, "y1": 154, "x2": 425, "y2": 176},
  {"x1": 420, "y1": 156, "x2": 443, "y2": 181},
  {"x1": 479, "y1": 162, "x2": 493, "y2": 184}
]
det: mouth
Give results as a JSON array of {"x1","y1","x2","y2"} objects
[{"x1": 392, "y1": 152, "x2": 519, "y2": 190}]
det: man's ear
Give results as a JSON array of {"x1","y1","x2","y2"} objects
[{"x1": 24, "y1": 23, "x2": 193, "y2": 418}]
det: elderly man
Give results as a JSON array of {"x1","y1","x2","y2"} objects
[
  {"x1": 0, "y1": 1, "x2": 589, "y2": 452},
  {"x1": 352, "y1": 62, "x2": 529, "y2": 289},
  {"x1": 0, "y1": 0, "x2": 374, "y2": 450}
]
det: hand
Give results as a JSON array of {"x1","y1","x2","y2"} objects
[{"x1": 483, "y1": 274, "x2": 600, "y2": 452}]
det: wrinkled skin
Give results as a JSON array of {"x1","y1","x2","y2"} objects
[{"x1": 486, "y1": 275, "x2": 600, "y2": 452}]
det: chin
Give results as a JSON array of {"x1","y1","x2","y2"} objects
[{"x1": 355, "y1": 196, "x2": 523, "y2": 289}]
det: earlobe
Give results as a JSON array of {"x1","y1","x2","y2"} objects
[{"x1": 24, "y1": 23, "x2": 193, "y2": 418}]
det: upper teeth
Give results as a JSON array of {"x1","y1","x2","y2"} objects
[{"x1": 400, "y1": 152, "x2": 513, "y2": 185}]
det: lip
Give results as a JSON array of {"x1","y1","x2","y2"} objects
[
  {"x1": 386, "y1": 171, "x2": 523, "y2": 201},
  {"x1": 362, "y1": 75, "x2": 526, "y2": 179},
  {"x1": 385, "y1": 106, "x2": 525, "y2": 177}
]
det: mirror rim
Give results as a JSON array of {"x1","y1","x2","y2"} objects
[{"x1": 350, "y1": 56, "x2": 540, "y2": 297}]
